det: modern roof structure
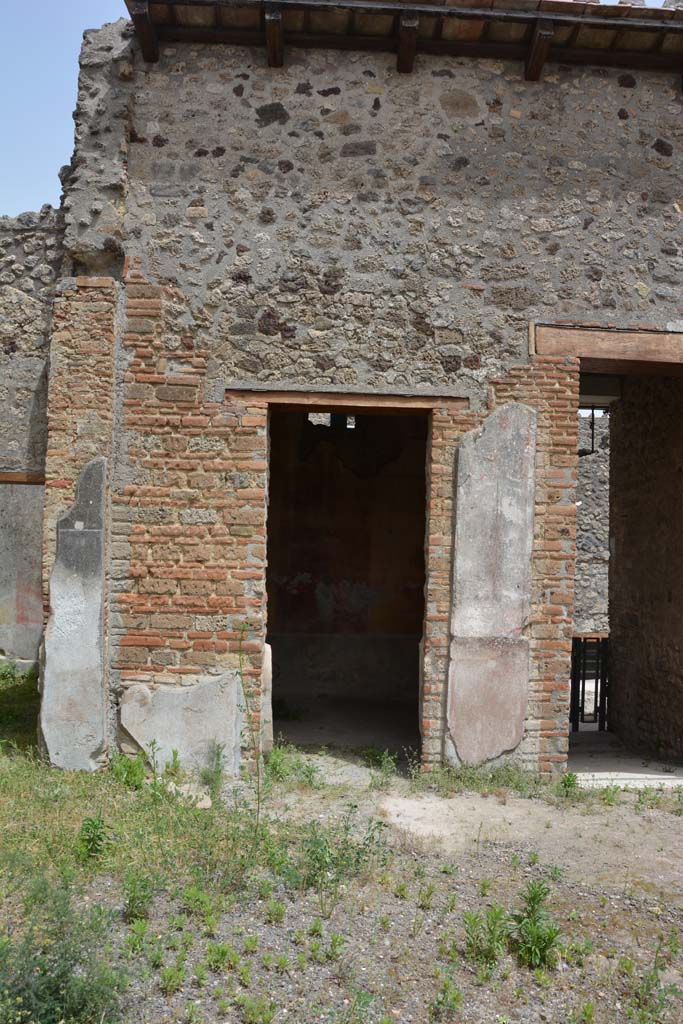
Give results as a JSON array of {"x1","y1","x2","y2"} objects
[{"x1": 126, "y1": 0, "x2": 683, "y2": 79}]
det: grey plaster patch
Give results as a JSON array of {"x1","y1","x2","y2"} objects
[
  {"x1": 0, "y1": 483, "x2": 44, "y2": 661},
  {"x1": 446, "y1": 404, "x2": 536, "y2": 766},
  {"x1": 447, "y1": 638, "x2": 529, "y2": 766},
  {"x1": 261, "y1": 642, "x2": 273, "y2": 755},
  {"x1": 451, "y1": 404, "x2": 536, "y2": 639},
  {"x1": 40, "y1": 458, "x2": 107, "y2": 770},
  {"x1": 120, "y1": 673, "x2": 243, "y2": 776}
]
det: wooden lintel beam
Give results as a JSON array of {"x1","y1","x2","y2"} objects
[
  {"x1": 155, "y1": 23, "x2": 683, "y2": 76},
  {"x1": 0, "y1": 471, "x2": 45, "y2": 486},
  {"x1": 126, "y1": 1, "x2": 160, "y2": 62},
  {"x1": 225, "y1": 387, "x2": 469, "y2": 412},
  {"x1": 159, "y1": 0, "x2": 683, "y2": 37},
  {"x1": 265, "y1": 6, "x2": 284, "y2": 66},
  {"x1": 535, "y1": 324, "x2": 683, "y2": 370},
  {"x1": 397, "y1": 13, "x2": 419, "y2": 73},
  {"x1": 525, "y1": 18, "x2": 554, "y2": 82}
]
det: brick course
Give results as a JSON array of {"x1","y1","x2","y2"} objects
[
  {"x1": 110, "y1": 262, "x2": 268, "y2": 758},
  {"x1": 43, "y1": 277, "x2": 118, "y2": 602}
]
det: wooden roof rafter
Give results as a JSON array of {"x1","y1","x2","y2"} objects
[{"x1": 125, "y1": 0, "x2": 683, "y2": 84}]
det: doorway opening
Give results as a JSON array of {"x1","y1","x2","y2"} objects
[
  {"x1": 571, "y1": 403, "x2": 610, "y2": 740},
  {"x1": 570, "y1": 372, "x2": 683, "y2": 785},
  {"x1": 266, "y1": 407, "x2": 428, "y2": 759}
]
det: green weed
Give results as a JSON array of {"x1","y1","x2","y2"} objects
[
  {"x1": 77, "y1": 813, "x2": 112, "y2": 860},
  {"x1": 509, "y1": 880, "x2": 561, "y2": 969},
  {"x1": 110, "y1": 751, "x2": 146, "y2": 791},
  {"x1": 0, "y1": 879, "x2": 126, "y2": 1024},
  {"x1": 463, "y1": 905, "x2": 509, "y2": 968},
  {"x1": 123, "y1": 870, "x2": 154, "y2": 922}
]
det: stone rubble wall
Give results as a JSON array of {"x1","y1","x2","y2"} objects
[
  {"x1": 0, "y1": 205, "x2": 62, "y2": 476},
  {"x1": 0, "y1": 207, "x2": 62, "y2": 664},
  {"x1": 66, "y1": 24, "x2": 683, "y2": 400},
  {"x1": 36, "y1": 19, "x2": 683, "y2": 770},
  {"x1": 574, "y1": 414, "x2": 610, "y2": 635}
]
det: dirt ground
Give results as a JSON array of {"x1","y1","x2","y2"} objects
[
  {"x1": 3, "y1": 734, "x2": 683, "y2": 1024},
  {"x1": 294, "y1": 753, "x2": 683, "y2": 899}
]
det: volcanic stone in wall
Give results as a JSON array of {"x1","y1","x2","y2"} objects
[{"x1": 575, "y1": 414, "x2": 610, "y2": 634}]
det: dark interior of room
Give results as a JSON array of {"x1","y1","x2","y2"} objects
[{"x1": 266, "y1": 408, "x2": 428, "y2": 758}]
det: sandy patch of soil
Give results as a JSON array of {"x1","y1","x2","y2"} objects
[{"x1": 379, "y1": 791, "x2": 683, "y2": 899}]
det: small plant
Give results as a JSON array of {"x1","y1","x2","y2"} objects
[
  {"x1": 77, "y1": 813, "x2": 112, "y2": 860},
  {"x1": 479, "y1": 878, "x2": 493, "y2": 896},
  {"x1": 146, "y1": 940, "x2": 164, "y2": 969},
  {"x1": 203, "y1": 910, "x2": 219, "y2": 937},
  {"x1": 600, "y1": 784, "x2": 620, "y2": 806},
  {"x1": 265, "y1": 743, "x2": 321, "y2": 790},
  {"x1": 182, "y1": 885, "x2": 213, "y2": 917},
  {"x1": 257, "y1": 878, "x2": 274, "y2": 900},
  {"x1": 110, "y1": 750, "x2": 146, "y2": 790},
  {"x1": 206, "y1": 941, "x2": 239, "y2": 972},
  {"x1": 620, "y1": 944, "x2": 680, "y2": 1023},
  {"x1": 309, "y1": 939, "x2": 325, "y2": 964},
  {"x1": 509, "y1": 880, "x2": 561, "y2": 969},
  {"x1": 235, "y1": 993, "x2": 277, "y2": 1024},
  {"x1": 563, "y1": 938, "x2": 594, "y2": 968},
  {"x1": 363, "y1": 748, "x2": 398, "y2": 791},
  {"x1": 674, "y1": 788, "x2": 683, "y2": 817},
  {"x1": 125, "y1": 918, "x2": 149, "y2": 955},
  {"x1": 394, "y1": 882, "x2": 409, "y2": 900},
  {"x1": 293, "y1": 806, "x2": 388, "y2": 917},
  {"x1": 560, "y1": 771, "x2": 579, "y2": 796},
  {"x1": 193, "y1": 963, "x2": 208, "y2": 987},
  {"x1": 308, "y1": 918, "x2": 323, "y2": 938},
  {"x1": 160, "y1": 963, "x2": 187, "y2": 995},
  {"x1": 636, "y1": 786, "x2": 664, "y2": 813},
  {"x1": 428, "y1": 974, "x2": 463, "y2": 1020},
  {"x1": 338, "y1": 989, "x2": 374, "y2": 1024},
  {"x1": 237, "y1": 961, "x2": 252, "y2": 987},
  {"x1": 265, "y1": 898, "x2": 286, "y2": 924},
  {"x1": 438, "y1": 932, "x2": 459, "y2": 965},
  {"x1": 463, "y1": 905, "x2": 509, "y2": 968},
  {"x1": 327, "y1": 933, "x2": 345, "y2": 961},
  {"x1": 0, "y1": 880, "x2": 127, "y2": 1024},
  {"x1": 418, "y1": 883, "x2": 435, "y2": 910},
  {"x1": 200, "y1": 740, "x2": 225, "y2": 801},
  {"x1": 410, "y1": 911, "x2": 425, "y2": 939},
  {"x1": 163, "y1": 748, "x2": 183, "y2": 783},
  {"x1": 275, "y1": 954, "x2": 289, "y2": 973},
  {"x1": 243, "y1": 935, "x2": 258, "y2": 954},
  {"x1": 123, "y1": 870, "x2": 154, "y2": 922}
]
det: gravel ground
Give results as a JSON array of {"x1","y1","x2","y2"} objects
[{"x1": 111, "y1": 752, "x2": 683, "y2": 1024}]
